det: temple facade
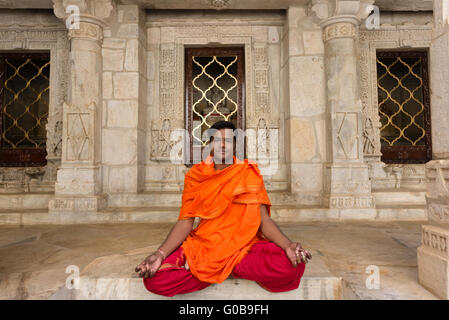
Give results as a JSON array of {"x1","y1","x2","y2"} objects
[{"x1": 0, "y1": 0, "x2": 448, "y2": 298}]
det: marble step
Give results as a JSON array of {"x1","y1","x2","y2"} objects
[
  {"x1": 50, "y1": 249, "x2": 343, "y2": 300},
  {"x1": 107, "y1": 190, "x2": 310, "y2": 208},
  {"x1": 372, "y1": 189, "x2": 426, "y2": 206},
  {"x1": 0, "y1": 205, "x2": 427, "y2": 225},
  {"x1": 0, "y1": 192, "x2": 52, "y2": 210}
]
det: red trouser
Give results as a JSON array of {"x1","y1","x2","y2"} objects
[{"x1": 143, "y1": 240, "x2": 306, "y2": 297}]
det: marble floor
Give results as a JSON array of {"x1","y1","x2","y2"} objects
[{"x1": 0, "y1": 221, "x2": 439, "y2": 299}]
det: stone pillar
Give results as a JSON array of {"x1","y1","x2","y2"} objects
[
  {"x1": 283, "y1": 7, "x2": 326, "y2": 205},
  {"x1": 310, "y1": 0, "x2": 375, "y2": 214},
  {"x1": 101, "y1": 4, "x2": 147, "y2": 194},
  {"x1": 417, "y1": 0, "x2": 449, "y2": 300},
  {"x1": 49, "y1": 0, "x2": 116, "y2": 215}
]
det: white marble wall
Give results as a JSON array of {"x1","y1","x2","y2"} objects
[
  {"x1": 101, "y1": 5, "x2": 147, "y2": 194},
  {"x1": 282, "y1": 7, "x2": 326, "y2": 205}
]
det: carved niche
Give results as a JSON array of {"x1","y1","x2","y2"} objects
[{"x1": 358, "y1": 26, "x2": 432, "y2": 159}]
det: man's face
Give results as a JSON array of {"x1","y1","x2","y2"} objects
[{"x1": 211, "y1": 128, "x2": 235, "y2": 164}]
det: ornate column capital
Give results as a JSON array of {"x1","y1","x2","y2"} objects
[
  {"x1": 52, "y1": 0, "x2": 116, "y2": 41},
  {"x1": 309, "y1": 0, "x2": 375, "y2": 40}
]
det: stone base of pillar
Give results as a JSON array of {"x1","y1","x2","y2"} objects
[
  {"x1": 324, "y1": 164, "x2": 375, "y2": 209},
  {"x1": 54, "y1": 166, "x2": 102, "y2": 195},
  {"x1": 49, "y1": 195, "x2": 108, "y2": 214},
  {"x1": 417, "y1": 224, "x2": 449, "y2": 299}
]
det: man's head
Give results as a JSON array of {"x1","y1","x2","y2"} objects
[{"x1": 207, "y1": 120, "x2": 236, "y2": 164}]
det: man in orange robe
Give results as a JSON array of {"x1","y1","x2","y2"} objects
[{"x1": 135, "y1": 121, "x2": 312, "y2": 296}]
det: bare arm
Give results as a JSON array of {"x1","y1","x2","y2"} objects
[
  {"x1": 158, "y1": 217, "x2": 195, "y2": 257},
  {"x1": 259, "y1": 204, "x2": 312, "y2": 266},
  {"x1": 135, "y1": 217, "x2": 195, "y2": 278},
  {"x1": 259, "y1": 204, "x2": 292, "y2": 250}
]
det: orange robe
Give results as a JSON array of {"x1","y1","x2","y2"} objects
[{"x1": 178, "y1": 154, "x2": 272, "y2": 284}]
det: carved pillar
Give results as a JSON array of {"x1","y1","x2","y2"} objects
[
  {"x1": 310, "y1": 0, "x2": 375, "y2": 211},
  {"x1": 417, "y1": 0, "x2": 449, "y2": 300},
  {"x1": 49, "y1": 0, "x2": 116, "y2": 214}
]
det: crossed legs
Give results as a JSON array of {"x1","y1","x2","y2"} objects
[{"x1": 143, "y1": 240, "x2": 306, "y2": 297}]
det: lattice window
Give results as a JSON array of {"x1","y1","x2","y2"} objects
[
  {"x1": 0, "y1": 52, "x2": 50, "y2": 166},
  {"x1": 185, "y1": 47, "x2": 245, "y2": 166},
  {"x1": 376, "y1": 51, "x2": 431, "y2": 163}
]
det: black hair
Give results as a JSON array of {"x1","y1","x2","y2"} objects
[{"x1": 208, "y1": 120, "x2": 236, "y2": 143}]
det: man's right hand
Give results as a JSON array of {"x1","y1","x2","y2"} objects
[{"x1": 135, "y1": 251, "x2": 164, "y2": 278}]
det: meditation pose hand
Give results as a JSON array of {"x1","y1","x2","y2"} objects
[
  {"x1": 285, "y1": 242, "x2": 312, "y2": 267},
  {"x1": 135, "y1": 250, "x2": 165, "y2": 279}
]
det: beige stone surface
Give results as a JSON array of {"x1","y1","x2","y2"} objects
[
  {"x1": 102, "y1": 48, "x2": 124, "y2": 71},
  {"x1": 102, "y1": 129, "x2": 137, "y2": 165},
  {"x1": 0, "y1": 221, "x2": 438, "y2": 300},
  {"x1": 288, "y1": 118, "x2": 317, "y2": 162},
  {"x1": 113, "y1": 72, "x2": 139, "y2": 99},
  {"x1": 107, "y1": 100, "x2": 138, "y2": 128}
]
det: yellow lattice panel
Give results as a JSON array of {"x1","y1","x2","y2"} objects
[
  {"x1": 2, "y1": 58, "x2": 50, "y2": 149},
  {"x1": 191, "y1": 55, "x2": 238, "y2": 147},
  {"x1": 377, "y1": 56, "x2": 425, "y2": 146}
]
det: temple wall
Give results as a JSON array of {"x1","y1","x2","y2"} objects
[{"x1": 0, "y1": 6, "x2": 440, "y2": 218}]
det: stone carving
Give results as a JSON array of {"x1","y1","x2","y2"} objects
[
  {"x1": 336, "y1": 112, "x2": 359, "y2": 160},
  {"x1": 434, "y1": 167, "x2": 449, "y2": 198},
  {"x1": 323, "y1": 22, "x2": 356, "y2": 41},
  {"x1": 257, "y1": 118, "x2": 269, "y2": 159},
  {"x1": 151, "y1": 119, "x2": 174, "y2": 160},
  {"x1": 64, "y1": 102, "x2": 94, "y2": 161},
  {"x1": 428, "y1": 204, "x2": 449, "y2": 224},
  {"x1": 255, "y1": 69, "x2": 268, "y2": 87},
  {"x1": 255, "y1": 91, "x2": 269, "y2": 114},
  {"x1": 329, "y1": 196, "x2": 374, "y2": 208},
  {"x1": 161, "y1": 71, "x2": 175, "y2": 89},
  {"x1": 209, "y1": 0, "x2": 231, "y2": 9},
  {"x1": 159, "y1": 44, "x2": 176, "y2": 123},
  {"x1": 254, "y1": 46, "x2": 267, "y2": 64},
  {"x1": 427, "y1": 164, "x2": 449, "y2": 199},
  {"x1": 383, "y1": 164, "x2": 422, "y2": 189},
  {"x1": 68, "y1": 22, "x2": 102, "y2": 42},
  {"x1": 46, "y1": 108, "x2": 63, "y2": 157},
  {"x1": 253, "y1": 44, "x2": 271, "y2": 115},
  {"x1": 49, "y1": 196, "x2": 106, "y2": 212},
  {"x1": 422, "y1": 226, "x2": 449, "y2": 257},
  {"x1": 0, "y1": 30, "x2": 58, "y2": 49},
  {"x1": 161, "y1": 48, "x2": 175, "y2": 67},
  {"x1": 362, "y1": 117, "x2": 377, "y2": 155}
]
